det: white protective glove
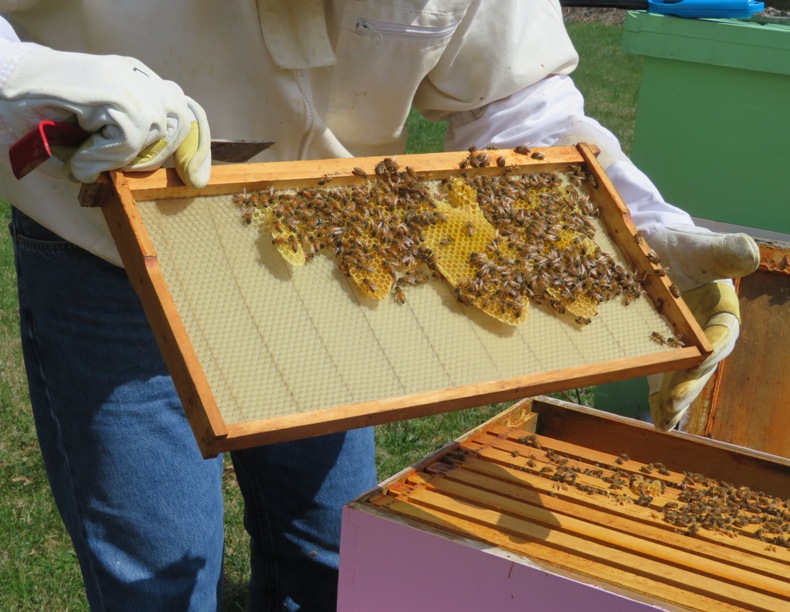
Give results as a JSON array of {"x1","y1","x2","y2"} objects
[
  {"x1": 0, "y1": 44, "x2": 211, "y2": 187},
  {"x1": 646, "y1": 225, "x2": 759, "y2": 431}
]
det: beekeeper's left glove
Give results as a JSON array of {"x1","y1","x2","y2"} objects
[{"x1": 646, "y1": 225, "x2": 759, "y2": 431}]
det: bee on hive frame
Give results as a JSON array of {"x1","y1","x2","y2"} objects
[
  {"x1": 650, "y1": 331, "x2": 666, "y2": 345},
  {"x1": 666, "y1": 336, "x2": 685, "y2": 348},
  {"x1": 361, "y1": 278, "x2": 376, "y2": 294},
  {"x1": 240, "y1": 207, "x2": 254, "y2": 225}
]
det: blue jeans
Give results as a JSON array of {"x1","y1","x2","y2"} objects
[{"x1": 10, "y1": 208, "x2": 377, "y2": 611}]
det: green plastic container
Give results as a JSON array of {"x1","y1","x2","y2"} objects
[{"x1": 623, "y1": 11, "x2": 790, "y2": 233}]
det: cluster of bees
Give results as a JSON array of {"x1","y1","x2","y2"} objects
[
  {"x1": 234, "y1": 149, "x2": 645, "y2": 326},
  {"x1": 664, "y1": 472, "x2": 790, "y2": 544},
  {"x1": 513, "y1": 436, "x2": 790, "y2": 546}
]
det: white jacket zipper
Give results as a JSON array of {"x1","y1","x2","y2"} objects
[{"x1": 355, "y1": 18, "x2": 458, "y2": 43}]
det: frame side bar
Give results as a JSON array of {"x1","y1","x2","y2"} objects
[{"x1": 81, "y1": 172, "x2": 229, "y2": 457}]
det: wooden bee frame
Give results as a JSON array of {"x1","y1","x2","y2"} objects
[
  {"x1": 682, "y1": 238, "x2": 790, "y2": 458},
  {"x1": 80, "y1": 145, "x2": 711, "y2": 457},
  {"x1": 340, "y1": 396, "x2": 790, "y2": 611}
]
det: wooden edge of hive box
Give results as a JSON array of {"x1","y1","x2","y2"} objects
[
  {"x1": 338, "y1": 396, "x2": 790, "y2": 612},
  {"x1": 78, "y1": 145, "x2": 713, "y2": 458},
  {"x1": 681, "y1": 237, "x2": 790, "y2": 459}
]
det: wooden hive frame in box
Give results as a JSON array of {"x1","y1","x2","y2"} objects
[
  {"x1": 344, "y1": 397, "x2": 790, "y2": 611},
  {"x1": 80, "y1": 144, "x2": 711, "y2": 457},
  {"x1": 682, "y1": 238, "x2": 790, "y2": 458}
]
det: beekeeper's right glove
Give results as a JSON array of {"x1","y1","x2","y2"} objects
[{"x1": 0, "y1": 44, "x2": 211, "y2": 187}]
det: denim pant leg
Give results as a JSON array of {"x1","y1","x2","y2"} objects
[
  {"x1": 231, "y1": 428, "x2": 377, "y2": 612},
  {"x1": 10, "y1": 209, "x2": 225, "y2": 611}
]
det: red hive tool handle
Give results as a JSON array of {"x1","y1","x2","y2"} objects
[{"x1": 9, "y1": 120, "x2": 89, "y2": 180}]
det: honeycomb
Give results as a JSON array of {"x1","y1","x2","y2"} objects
[
  {"x1": 422, "y1": 180, "x2": 522, "y2": 325},
  {"x1": 233, "y1": 152, "x2": 643, "y2": 327}
]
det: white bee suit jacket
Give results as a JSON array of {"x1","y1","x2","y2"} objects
[{"x1": 0, "y1": 0, "x2": 687, "y2": 265}]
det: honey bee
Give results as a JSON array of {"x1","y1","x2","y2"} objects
[
  {"x1": 351, "y1": 167, "x2": 368, "y2": 179},
  {"x1": 465, "y1": 222, "x2": 475, "y2": 237},
  {"x1": 633, "y1": 231, "x2": 643, "y2": 246},
  {"x1": 685, "y1": 524, "x2": 701, "y2": 536},
  {"x1": 666, "y1": 336, "x2": 686, "y2": 348},
  {"x1": 514, "y1": 145, "x2": 530, "y2": 155},
  {"x1": 650, "y1": 331, "x2": 666, "y2": 345},
  {"x1": 393, "y1": 286, "x2": 406, "y2": 304},
  {"x1": 530, "y1": 151, "x2": 544, "y2": 160},
  {"x1": 636, "y1": 494, "x2": 654, "y2": 506},
  {"x1": 496, "y1": 156, "x2": 506, "y2": 167},
  {"x1": 470, "y1": 152, "x2": 490, "y2": 168},
  {"x1": 646, "y1": 249, "x2": 661, "y2": 265},
  {"x1": 361, "y1": 278, "x2": 376, "y2": 294},
  {"x1": 574, "y1": 316, "x2": 592, "y2": 325},
  {"x1": 241, "y1": 207, "x2": 254, "y2": 225},
  {"x1": 317, "y1": 174, "x2": 333, "y2": 185},
  {"x1": 271, "y1": 218, "x2": 285, "y2": 233},
  {"x1": 669, "y1": 284, "x2": 681, "y2": 298}
]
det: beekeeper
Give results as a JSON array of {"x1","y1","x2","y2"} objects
[{"x1": 0, "y1": 1, "x2": 758, "y2": 610}]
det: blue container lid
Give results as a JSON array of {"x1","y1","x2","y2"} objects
[{"x1": 648, "y1": 0, "x2": 764, "y2": 18}]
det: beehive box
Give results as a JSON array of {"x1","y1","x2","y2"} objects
[
  {"x1": 682, "y1": 238, "x2": 790, "y2": 458},
  {"x1": 80, "y1": 145, "x2": 710, "y2": 457},
  {"x1": 339, "y1": 396, "x2": 790, "y2": 611},
  {"x1": 624, "y1": 11, "x2": 790, "y2": 235}
]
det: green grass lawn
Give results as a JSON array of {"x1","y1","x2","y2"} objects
[{"x1": 0, "y1": 19, "x2": 641, "y2": 610}]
